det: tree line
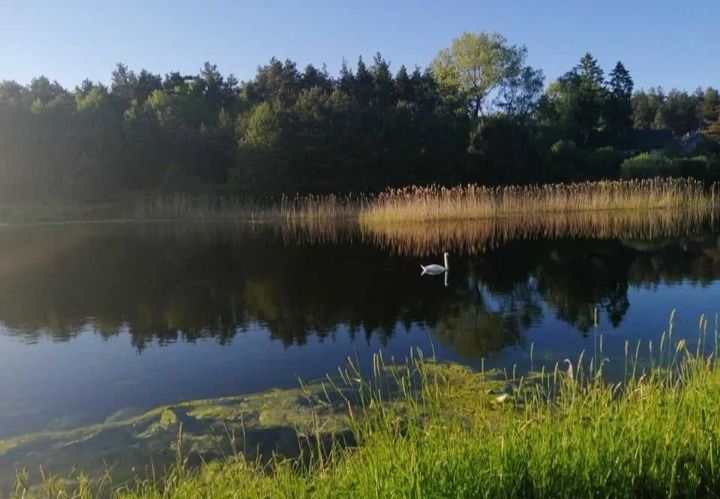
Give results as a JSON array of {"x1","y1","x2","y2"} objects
[{"x1": 0, "y1": 31, "x2": 718, "y2": 200}]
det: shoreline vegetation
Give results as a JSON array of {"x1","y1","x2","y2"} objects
[
  {"x1": 2, "y1": 178, "x2": 718, "y2": 256},
  {"x1": 134, "y1": 178, "x2": 718, "y2": 223},
  {"x1": 12, "y1": 317, "x2": 720, "y2": 497},
  {"x1": 2, "y1": 24, "x2": 719, "y2": 499},
  {"x1": 1, "y1": 177, "x2": 714, "y2": 225},
  {"x1": 359, "y1": 178, "x2": 716, "y2": 223}
]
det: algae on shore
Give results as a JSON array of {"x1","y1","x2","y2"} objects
[
  {"x1": 1, "y1": 361, "x2": 506, "y2": 494},
  {"x1": 0, "y1": 382, "x2": 350, "y2": 491}
]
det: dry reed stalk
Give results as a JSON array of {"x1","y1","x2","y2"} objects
[{"x1": 360, "y1": 179, "x2": 717, "y2": 224}]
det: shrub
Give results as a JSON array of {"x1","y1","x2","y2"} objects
[
  {"x1": 620, "y1": 151, "x2": 679, "y2": 179},
  {"x1": 675, "y1": 155, "x2": 710, "y2": 178},
  {"x1": 547, "y1": 140, "x2": 580, "y2": 180},
  {"x1": 584, "y1": 146, "x2": 624, "y2": 179},
  {"x1": 550, "y1": 139, "x2": 577, "y2": 157},
  {"x1": 707, "y1": 157, "x2": 720, "y2": 181}
]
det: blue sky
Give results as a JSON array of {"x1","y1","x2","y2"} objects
[{"x1": 1, "y1": 0, "x2": 718, "y2": 91}]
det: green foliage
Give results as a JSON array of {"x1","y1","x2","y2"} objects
[
  {"x1": 0, "y1": 33, "x2": 717, "y2": 201},
  {"x1": 539, "y1": 53, "x2": 611, "y2": 147},
  {"x1": 547, "y1": 139, "x2": 580, "y2": 181},
  {"x1": 471, "y1": 115, "x2": 543, "y2": 183},
  {"x1": 632, "y1": 86, "x2": 720, "y2": 137},
  {"x1": 242, "y1": 102, "x2": 281, "y2": 148},
  {"x1": 697, "y1": 87, "x2": 720, "y2": 125},
  {"x1": 675, "y1": 155, "x2": 712, "y2": 178},
  {"x1": 29, "y1": 335, "x2": 720, "y2": 498},
  {"x1": 430, "y1": 32, "x2": 538, "y2": 117},
  {"x1": 631, "y1": 87, "x2": 665, "y2": 129},
  {"x1": 620, "y1": 151, "x2": 679, "y2": 178},
  {"x1": 606, "y1": 62, "x2": 634, "y2": 141},
  {"x1": 705, "y1": 120, "x2": 720, "y2": 143},
  {"x1": 584, "y1": 146, "x2": 624, "y2": 179}
]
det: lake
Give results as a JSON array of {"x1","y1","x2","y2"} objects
[{"x1": 1, "y1": 216, "x2": 719, "y2": 444}]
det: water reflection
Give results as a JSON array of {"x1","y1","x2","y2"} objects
[
  {"x1": 359, "y1": 209, "x2": 716, "y2": 256},
  {"x1": 0, "y1": 221, "x2": 718, "y2": 352},
  {"x1": 2, "y1": 219, "x2": 720, "y2": 439}
]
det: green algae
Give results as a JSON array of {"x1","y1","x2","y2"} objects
[
  {"x1": 0, "y1": 382, "x2": 352, "y2": 491},
  {"x1": 0, "y1": 361, "x2": 509, "y2": 495}
]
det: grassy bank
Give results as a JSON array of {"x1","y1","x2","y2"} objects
[{"x1": 22, "y1": 322, "x2": 720, "y2": 498}]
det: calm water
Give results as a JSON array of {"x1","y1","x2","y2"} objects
[{"x1": 1, "y1": 220, "x2": 720, "y2": 440}]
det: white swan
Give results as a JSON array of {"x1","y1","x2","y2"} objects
[{"x1": 421, "y1": 252, "x2": 449, "y2": 275}]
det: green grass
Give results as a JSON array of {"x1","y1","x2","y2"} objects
[{"x1": 21, "y1": 316, "x2": 720, "y2": 498}]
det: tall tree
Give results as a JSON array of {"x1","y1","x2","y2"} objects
[
  {"x1": 497, "y1": 66, "x2": 544, "y2": 118},
  {"x1": 370, "y1": 53, "x2": 395, "y2": 108},
  {"x1": 394, "y1": 65, "x2": 412, "y2": 102},
  {"x1": 661, "y1": 89, "x2": 699, "y2": 135},
  {"x1": 540, "y1": 53, "x2": 608, "y2": 146},
  {"x1": 353, "y1": 56, "x2": 373, "y2": 105},
  {"x1": 606, "y1": 61, "x2": 634, "y2": 141},
  {"x1": 247, "y1": 58, "x2": 300, "y2": 109},
  {"x1": 697, "y1": 87, "x2": 720, "y2": 125},
  {"x1": 430, "y1": 32, "x2": 526, "y2": 117}
]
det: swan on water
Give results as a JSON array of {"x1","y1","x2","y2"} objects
[{"x1": 421, "y1": 252, "x2": 449, "y2": 275}]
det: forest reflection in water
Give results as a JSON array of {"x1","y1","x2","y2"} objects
[
  {"x1": 0, "y1": 210, "x2": 718, "y2": 354},
  {"x1": 2, "y1": 211, "x2": 720, "y2": 438}
]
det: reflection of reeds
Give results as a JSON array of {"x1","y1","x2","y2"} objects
[
  {"x1": 130, "y1": 179, "x2": 719, "y2": 257},
  {"x1": 360, "y1": 210, "x2": 717, "y2": 256},
  {"x1": 129, "y1": 209, "x2": 717, "y2": 258},
  {"x1": 360, "y1": 179, "x2": 717, "y2": 224}
]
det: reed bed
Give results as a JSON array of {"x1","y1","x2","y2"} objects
[
  {"x1": 127, "y1": 179, "x2": 720, "y2": 257},
  {"x1": 360, "y1": 178, "x2": 718, "y2": 224},
  {"x1": 133, "y1": 179, "x2": 717, "y2": 227},
  {"x1": 131, "y1": 192, "x2": 362, "y2": 222},
  {"x1": 28, "y1": 316, "x2": 720, "y2": 498}
]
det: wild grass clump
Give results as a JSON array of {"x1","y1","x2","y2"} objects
[
  {"x1": 360, "y1": 178, "x2": 718, "y2": 224},
  {"x1": 27, "y1": 315, "x2": 720, "y2": 498}
]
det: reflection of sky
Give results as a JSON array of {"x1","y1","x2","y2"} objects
[
  {"x1": 2, "y1": 223, "x2": 720, "y2": 442},
  {"x1": 495, "y1": 280, "x2": 720, "y2": 379},
  {"x1": 0, "y1": 320, "x2": 444, "y2": 439},
  {"x1": 5, "y1": 279, "x2": 715, "y2": 439},
  {"x1": 477, "y1": 284, "x2": 506, "y2": 314}
]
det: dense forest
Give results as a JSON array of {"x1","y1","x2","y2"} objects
[{"x1": 0, "y1": 31, "x2": 719, "y2": 200}]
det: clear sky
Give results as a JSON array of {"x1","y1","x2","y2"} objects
[{"x1": 1, "y1": 0, "x2": 718, "y2": 91}]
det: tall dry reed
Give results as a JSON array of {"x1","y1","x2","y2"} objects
[
  {"x1": 360, "y1": 178, "x2": 718, "y2": 224},
  {"x1": 131, "y1": 192, "x2": 362, "y2": 222}
]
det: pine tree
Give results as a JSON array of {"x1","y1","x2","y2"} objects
[
  {"x1": 606, "y1": 61, "x2": 634, "y2": 140},
  {"x1": 575, "y1": 53, "x2": 604, "y2": 88},
  {"x1": 338, "y1": 59, "x2": 354, "y2": 95},
  {"x1": 353, "y1": 56, "x2": 373, "y2": 105},
  {"x1": 370, "y1": 53, "x2": 395, "y2": 108},
  {"x1": 395, "y1": 65, "x2": 412, "y2": 102}
]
